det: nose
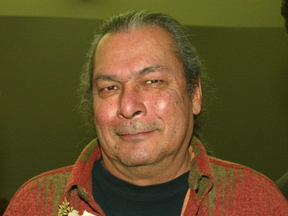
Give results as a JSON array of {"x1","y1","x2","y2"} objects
[{"x1": 117, "y1": 86, "x2": 146, "y2": 119}]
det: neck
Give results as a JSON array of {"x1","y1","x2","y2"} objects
[{"x1": 101, "y1": 145, "x2": 194, "y2": 186}]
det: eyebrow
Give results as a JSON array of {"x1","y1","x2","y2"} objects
[
  {"x1": 94, "y1": 74, "x2": 118, "y2": 82},
  {"x1": 138, "y1": 64, "x2": 164, "y2": 76},
  {"x1": 94, "y1": 64, "x2": 165, "y2": 82}
]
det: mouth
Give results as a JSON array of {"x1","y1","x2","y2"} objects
[
  {"x1": 117, "y1": 130, "x2": 156, "y2": 140},
  {"x1": 114, "y1": 121, "x2": 159, "y2": 141}
]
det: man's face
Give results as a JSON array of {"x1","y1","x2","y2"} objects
[{"x1": 92, "y1": 26, "x2": 201, "y2": 171}]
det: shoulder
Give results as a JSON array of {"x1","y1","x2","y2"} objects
[
  {"x1": 30, "y1": 165, "x2": 73, "y2": 181},
  {"x1": 208, "y1": 157, "x2": 288, "y2": 214},
  {"x1": 17, "y1": 165, "x2": 72, "y2": 195},
  {"x1": 209, "y1": 156, "x2": 263, "y2": 177},
  {"x1": 21, "y1": 165, "x2": 73, "y2": 191},
  {"x1": 208, "y1": 156, "x2": 276, "y2": 189},
  {"x1": 4, "y1": 166, "x2": 73, "y2": 215}
]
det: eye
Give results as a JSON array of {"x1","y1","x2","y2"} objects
[
  {"x1": 102, "y1": 85, "x2": 117, "y2": 91},
  {"x1": 96, "y1": 85, "x2": 119, "y2": 98},
  {"x1": 146, "y1": 80, "x2": 163, "y2": 84}
]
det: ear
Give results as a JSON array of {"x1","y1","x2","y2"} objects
[{"x1": 192, "y1": 82, "x2": 202, "y2": 115}]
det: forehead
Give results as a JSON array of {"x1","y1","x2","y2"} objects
[
  {"x1": 95, "y1": 25, "x2": 176, "y2": 58},
  {"x1": 93, "y1": 26, "x2": 180, "y2": 76}
]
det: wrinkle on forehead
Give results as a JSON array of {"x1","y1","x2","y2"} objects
[
  {"x1": 94, "y1": 64, "x2": 170, "y2": 82},
  {"x1": 93, "y1": 26, "x2": 183, "y2": 84}
]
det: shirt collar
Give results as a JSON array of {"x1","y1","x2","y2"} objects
[
  {"x1": 64, "y1": 136, "x2": 213, "y2": 202},
  {"x1": 64, "y1": 139, "x2": 101, "y2": 203},
  {"x1": 188, "y1": 136, "x2": 214, "y2": 199}
]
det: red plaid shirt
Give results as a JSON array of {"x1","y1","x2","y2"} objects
[{"x1": 5, "y1": 137, "x2": 288, "y2": 215}]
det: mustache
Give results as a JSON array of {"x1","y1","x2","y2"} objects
[{"x1": 115, "y1": 121, "x2": 159, "y2": 135}]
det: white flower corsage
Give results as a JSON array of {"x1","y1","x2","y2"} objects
[{"x1": 58, "y1": 201, "x2": 96, "y2": 216}]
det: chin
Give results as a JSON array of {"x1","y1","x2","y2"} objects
[{"x1": 118, "y1": 153, "x2": 163, "y2": 168}]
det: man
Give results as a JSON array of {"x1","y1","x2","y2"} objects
[
  {"x1": 275, "y1": 0, "x2": 288, "y2": 201},
  {"x1": 4, "y1": 11, "x2": 288, "y2": 216}
]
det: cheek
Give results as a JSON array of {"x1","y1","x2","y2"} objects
[
  {"x1": 93, "y1": 101, "x2": 117, "y2": 127},
  {"x1": 150, "y1": 92, "x2": 184, "y2": 117}
]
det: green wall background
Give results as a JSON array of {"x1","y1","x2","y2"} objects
[{"x1": 1, "y1": 16, "x2": 288, "y2": 199}]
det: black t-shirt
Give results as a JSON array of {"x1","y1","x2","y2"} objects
[{"x1": 92, "y1": 159, "x2": 189, "y2": 216}]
